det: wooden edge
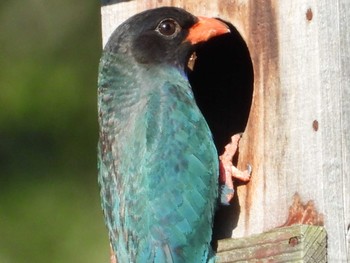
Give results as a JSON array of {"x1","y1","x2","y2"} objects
[
  {"x1": 216, "y1": 224, "x2": 327, "y2": 262},
  {"x1": 101, "y1": 1, "x2": 138, "y2": 47}
]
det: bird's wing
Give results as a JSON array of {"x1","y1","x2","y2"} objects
[{"x1": 98, "y1": 74, "x2": 218, "y2": 262}]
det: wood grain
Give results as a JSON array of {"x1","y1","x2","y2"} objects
[{"x1": 216, "y1": 225, "x2": 327, "y2": 262}]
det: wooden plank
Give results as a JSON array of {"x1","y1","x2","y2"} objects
[
  {"x1": 274, "y1": 2, "x2": 350, "y2": 261},
  {"x1": 101, "y1": 1, "x2": 138, "y2": 47},
  {"x1": 339, "y1": 0, "x2": 350, "y2": 258},
  {"x1": 100, "y1": 1, "x2": 350, "y2": 261},
  {"x1": 216, "y1": 225, "x2": 327, "y2": 262}
]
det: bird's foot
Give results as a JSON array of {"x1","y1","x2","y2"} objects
[{"x1": 219, "y1": 133, "x2": 251, "y2": 205}]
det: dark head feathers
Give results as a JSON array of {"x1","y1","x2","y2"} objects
[{"x1": 104, "y1": 7, "x2": 198, "y2": 68}]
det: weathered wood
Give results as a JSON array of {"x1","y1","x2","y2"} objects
[
  {"x1": 100, "y1": 1, "x2": 350, "y2": 261},
  {"x1": 216, "y1": 224, "x2": 327, "y2": 262}
]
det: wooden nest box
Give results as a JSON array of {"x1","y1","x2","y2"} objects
[{"x1": 100, "y1": 1, "x2": 350, "y2": 262}]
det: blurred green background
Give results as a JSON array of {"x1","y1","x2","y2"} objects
[{"x1": 0, "y1": 0, "x2": 110, "y2": 262}]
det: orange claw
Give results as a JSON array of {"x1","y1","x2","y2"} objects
[{"x1": 219, "y1": 134, "x2": 251, "y2": 204}]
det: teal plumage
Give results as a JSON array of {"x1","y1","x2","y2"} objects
[{"x1": 98, "y1": 7, "x2": 230, "y2": 262}]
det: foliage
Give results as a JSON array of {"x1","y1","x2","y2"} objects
[{"x1": 0, "y1": 0, "x2": 109, "y2": 261}]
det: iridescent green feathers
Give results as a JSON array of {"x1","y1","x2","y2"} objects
[{"x1": 98, "y1": 7, "x2": 222, "y2": 262}]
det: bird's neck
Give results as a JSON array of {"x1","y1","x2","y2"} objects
[{"x1": 98, "y1": 51, "x2": 191, "y2": 134}]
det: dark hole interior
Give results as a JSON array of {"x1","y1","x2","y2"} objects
[
  {"x1": 188, "y1": 21, "x2": 254, "y2": 154},
  {"x1": 187, "y1": 21, "x2": 254, "y2": 243}
]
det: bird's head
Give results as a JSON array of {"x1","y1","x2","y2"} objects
[{"x1": 104, "y1": 7, "x2": 230, "y2": 70}]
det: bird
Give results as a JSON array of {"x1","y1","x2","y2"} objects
[{"x1": 97, "y1": 7, "x2": 230, "y2": 263}]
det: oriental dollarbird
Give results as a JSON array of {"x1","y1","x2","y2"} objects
[{"x1": 97, "y1": 7, "x2": 230, "y2": 263}]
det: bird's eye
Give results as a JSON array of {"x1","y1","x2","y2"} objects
[{"x1": 156, "y1": 19, "x2": 180, "y2": 37}]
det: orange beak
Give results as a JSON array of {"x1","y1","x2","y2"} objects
[{"x1": 186, "y1": 16, "x2": 230, "y2": 45}]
